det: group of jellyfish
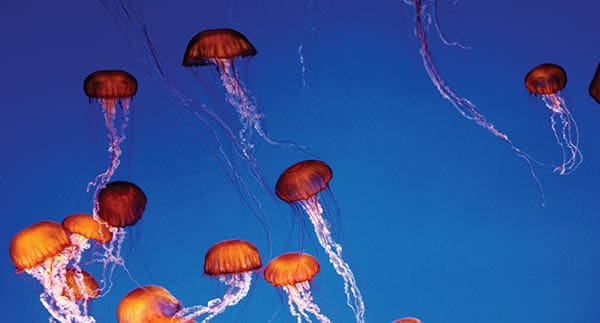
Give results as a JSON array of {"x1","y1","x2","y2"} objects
[{"x1": 10, "y1": 1, "x2": 600, "y2": 322}]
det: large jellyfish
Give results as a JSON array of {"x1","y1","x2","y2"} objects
[
  {"x1": 175, "y1": 239, "x2": 262, "y2": 322},
  {"x1": 589, "y1": 63, "x2": 600, "y2": 104},
  {"x1": 9, "y1": 221, "x2": 96, "y2": 322},
  {"x1": 403, "y1": 0, "x2": 542, "y2": 196},
  {"x1": 264, "y1": 252, "x2": 330, "y2": 323},
  {"x1": 84, "y1": 70, "x2": 138, "y2": 199},
  {"x1": 525, "y1": 63, "x2": 582, "y2": 174},
  {"x1": 117, "y1": 285, "x2": 196, "y2": 323},
  {"x1": 183, "y1": 28, "x2": 282, "y2": 157},
  {"x1": 95, "y1": 180, "x2": 147, "y2": 291},
  {"x1": 276, "y1": 160, "x2": 365, "y2": 323}
]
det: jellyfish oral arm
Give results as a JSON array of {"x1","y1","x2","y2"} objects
[
  {"x1": 298, "y1": 196, "x2": 365, "y2": 323},
  {"x1": 283, "y1": 281, "x2": 331, "y2": 323},
  {"x1": 541, "y1": 94, "x2": 582, "y2": 175},
  {"x1": 176, "y1": 272, "x2": 253, "y2": 322}
]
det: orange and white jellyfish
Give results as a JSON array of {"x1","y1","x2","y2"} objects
[
  {"x1": 392, "y1": 318, "x2": 421, "y2": 323},
  {"x1": 276, "y1": 160, "x2": 365, "y2": 323},
  {"x1": 9, "y1": 221, "x2": 97, "y2": 322},
  {"x1": 62, "y1": 268, "x2": 101, "y2": 319},
  {"x1": 589, "y1": 63, "x2": 600, "y2": 104},
  {"x1": 175, "y1": 239, "x2": 262, "y2": 322},
  {"x1": 264, "y1": 252, "x2": 330, "y2": 323},
  {"x1": 525, "y1": 63, "x2": 582, "y2": 174},
  {"x1": 117, "y1": 285, "x2": 196, "y2": 323},
  {"x1": 182, "y1": 28, "x2": 274, "y2": 157},
  {"x1": 95, "y1": 180, "x2": 147, "y2": 291},
  {"x1": 61, "y1": 213, "x2": 113, "y2": 266},
  {"x1": 84, "y1": 70, "x2": 138, "y2": 199}
]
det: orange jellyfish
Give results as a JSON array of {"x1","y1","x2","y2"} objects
[
  {"x1": 63, "y1": 268, "x2": 100, "y2": 301},
  {"x1": 96, "y1": 180, "x2": 147, "y2": 291},
  {"x1": 183, "y1": 28, "x2": 281, "y2": 157},
  {"x1": 276, "y1": 160, "x2": 365, "y2": 323},
  {"x1": 117, "y1": 285, "x2": 196, "y2": 323},
  {"x1": 589, "y1": 63, "x2": 600, "y2": 104},
  {"x1": 174, "y1": 239, "x2": 262, "y2": 321},
  {"x1": 62, "y1": 213, "x2": 113, "y2": 265},
  {"x1": 9, "y1": 221, "x2": 96, "y2": 322},
  {"x1": 264, "y1": 252, "x2": 330, "y2": 323},
  {"x1": 525, "y1": 63, "x2": 582, "y2": 174},
  {"x1": 84, "y1": 70, "x2": 138, "y2": 202},
  {"x1": 392, "y1": 318, "x2": 421, "y2": 323}
]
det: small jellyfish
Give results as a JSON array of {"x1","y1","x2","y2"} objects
[
  {"x1": 9, "y1": 221, "x2": 96, "y2": 322},
  {"x1": 175, "y1": 239, "x2": 262, "y2": 322},
  {"x1": 117, "y1": 286, "x2": 196, "y2": 323},
  {"x1": 525, "y1": 63, "x2": 582, "y2": 174},
  {"x1": 276, "y1": 160, "x2": 364, "y2": 323},
  {"x1": 264, "y1": 252, "x2": 330, "y2": 323},
  {"x1": 589, "y1": 62, "x2": 600, "y2": 104},
  {"x1": 63, "y1": 268, "x2": 101, "y2": 301},
  {"x1": 96, "y1": 180, "x2": 147, "y2": 291},
  {"x1": 84, "y1": 70, "x2": 138, "y2": 199}
]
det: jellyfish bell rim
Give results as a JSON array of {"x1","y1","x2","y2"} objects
[
  {"x1": 182, "y1": 28, "x2": 258, "y2": 67},
  {"x1": 275, "y1": 160, "x2": 333, "y2": 204},
  {"x1": 524, "y1": 63, "x2": 567, "y2": 95},
  {"x1": 263, "y1": 252, "x2": 320, "y2": 287}
]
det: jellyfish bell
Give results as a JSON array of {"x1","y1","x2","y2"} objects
[
  {"x1": 97, "y1": 180, "x2": 147, "y2": 228},
  {"x1": 118, "y1": 286, "x2": 196, "y2": 323},
  {"x1": 275, "y1": 160, "x2": 333, "y2": 204},
  {"x1": 392, "y1": 318, "x2": 422, "y2": 323},
  {"x1": 9, "y1": 221, "x2": 96, "y2": 322},
  {"x1": 174, "y1": 239, "x2": 262, "y2": 322},
  {"x1": 524, "y1": 63, "x2": 582, "y2": 175},
  {"x1": 589, "y1": 62, "x2": 600, "y2": 104},
  {"x1": 63, "y1": 268, "x2": 100, "y2": 301},
  {"x1": 264, "y1": 252, "x2": 329, "y2": 323},
  {"x1": 525, "y1": 63, "x2": 567, "y2": 95},
  {"x1": 62, "y1": 213, "x2": 113, "y2": 262},
  {"x1": 182, "y1": 28, "x2": 257, "y2": 68},
  {"x1": 276, "y1": 160, "x2": 365, "y2": 322}
]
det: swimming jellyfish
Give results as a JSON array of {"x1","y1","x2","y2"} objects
[
  {"x1": 117, "y1": 285, "x2": 196, "y2": 323},
  {"x1": 175, "y1": 239, "x2": 262, "y2": 322},
  {"x1": 183, "y1": 28, "x2": 276, "y2": 157},
  {"x1": 525, "y1": 63, "x2": 582, "y2": 174},
  {"x1": 264, "y1": 252, "x2": 330, "y2": 323},
  {"x1": 84, "y1": 70, "x2": 138, "y2": 198},
  {"x1": 9, "y1": 221, "x2": 96, "y2": 322},
  {"x1": 276, "y1": 160, "x2": 365, "y2": 323},
  {"x1": 95, "y1": 180, "x2": 147, "y2": 291},
  {"x1": 589, "y1": 62, "x2": 600, "y2": 104}
]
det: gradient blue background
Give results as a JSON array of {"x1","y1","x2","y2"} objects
[{"x1": 2, "y1": 0, "x2": 600, "y2": 322}]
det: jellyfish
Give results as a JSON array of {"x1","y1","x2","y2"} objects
[
  {"x1": 525, "y1": 63, "x2": 582, "y2": 174},
  {"x1": 183, "y1": 28, "x2": 279, "y2": 157},
  {"x1": 392, "y1": 318, "x2": 421, "y2": 323},
  {"x1": 95, "y1": 180, "x2": 147, "y2": 291},
  {"x1": 117, "y1": 285, "x2": 196, "y2": 323},
  {"x1": 84, "y1": 70, "x2": 138, "y2": 200},
  {"x1": 589, "y1": 63, "x2": 600, "y2": 104},
  {"x1": 61, "y1": 213, "x2": 113, "y2": 266},
  {"x1": 63, "y1": 268, "x2": 101, "y2": 301},
  {"x1": 174, "y1": 239, "x2": 262, "y2": 322},
  {"x1": 264, "y1": 252, "x2": 330, "y2": 323},
  {"x1": 276, "y1": 160, "x2": 365, "y2": 323},
  {"x1": 9, "y1": 221, "x2": 97, "y2": 322}
]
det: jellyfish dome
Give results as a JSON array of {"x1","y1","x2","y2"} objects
[
  {"x1": 97, "y1": 180, "x2": 147, "y2": 228},
  {"x1": 118, "y1": 285, "x2": 196, "y2": 323}
]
